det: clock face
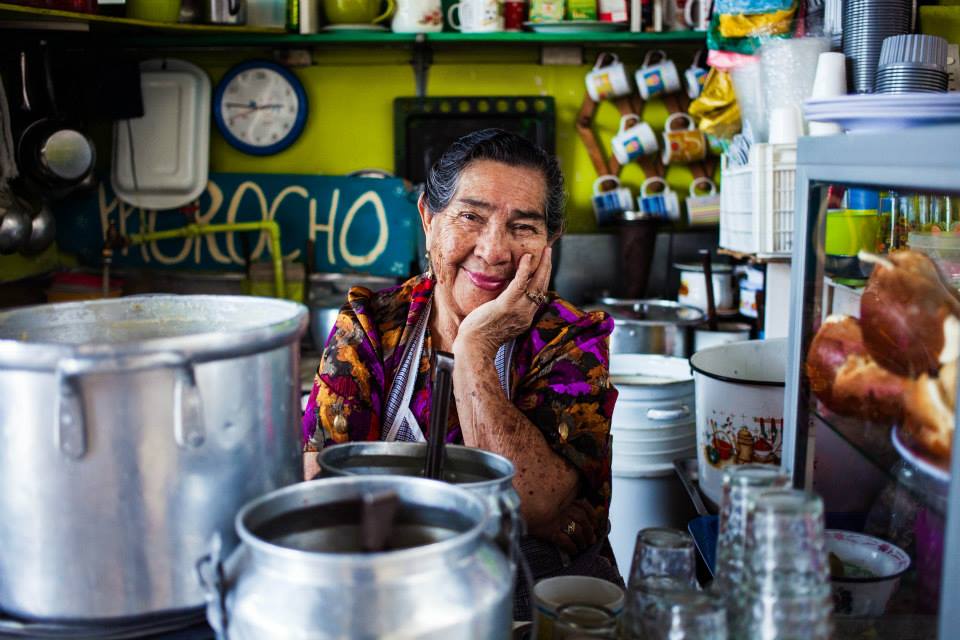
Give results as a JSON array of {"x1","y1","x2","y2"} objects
[{"x1": 214, "y1": 62, "x2": 307, "y2": 155}]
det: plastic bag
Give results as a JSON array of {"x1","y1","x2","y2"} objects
[
  {"x1": 718, "y1": 4, "x2": 797, "y2": 38},
  {"x1": 688, "y1": 67, "x2": 742, "y2": 139}
]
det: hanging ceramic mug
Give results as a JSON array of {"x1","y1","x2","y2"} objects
[
  {"x1": 684, "y1": 0, "x2": 711, "y2": 30},
  {"x1": 591, "y1": 175, "x2": 634, "y2": 226},
  {"x1": 686, "y1": 177, "x2": 721, "y2": 225},
  {"x1": 611, "y1": 114, "x2": 658, "y2": 165},
  {"x1": 448, "y1": 0, "x2": 503, "y2": 32},
  {"x1": 634, "y1": 50, "x2": 682, "y2": 100},
  {"x1": 684, "y1": 50, "x2": 709, "y2": 99},
  {"x1": 637, "y1": 177, "x2": 681, "y2": 221},
  {"x1": 662, "y1": 113, "x2": 707, "y2": 165},
  {"x1": 392, "y1": 0, "x2": 443, "y2": 32},
  {"x1": 584, "y1": 52, "x2": 632, "y2": 102}
]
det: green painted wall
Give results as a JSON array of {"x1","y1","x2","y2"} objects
[{"x1": 191, "y1": 44, "x2": 703, "y2": 233}]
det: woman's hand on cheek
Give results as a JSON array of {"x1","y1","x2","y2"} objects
[{"x1": 454, "y1": 247, "x2": 552, "y2": 359}]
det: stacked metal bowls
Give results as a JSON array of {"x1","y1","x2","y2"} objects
[
  {"x1": 842, "y1": 0, "x2": 913, "y2": 93},
  {"x1": 875, "y1": 34, "x2": 949, "y2": 94}
]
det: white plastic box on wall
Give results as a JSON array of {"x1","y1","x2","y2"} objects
[{"x1": 720, "y1": 143, "x2": 797, "y2": 258}]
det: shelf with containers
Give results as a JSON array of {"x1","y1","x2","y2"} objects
[
  {"x1": 782, "y1": 125, "x2": 960, "y2": 639},
  {"x1": 0, "y1": 2, "x2": 706, "y2": 47}
]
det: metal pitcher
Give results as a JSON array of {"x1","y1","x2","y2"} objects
[{"x1": 199, "y1": 476, "x2": 514, "y2": 638}]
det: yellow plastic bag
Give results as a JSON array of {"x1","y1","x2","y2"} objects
[
  {"x1": 689, "y1": 68, "x2": 742, "y2": 139},
  {"x1": 718, "y1": 4, "x2": 796, "y2": 38}
]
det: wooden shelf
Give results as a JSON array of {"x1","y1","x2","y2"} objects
[{"x1": 0, "y1": 3, "x2": 706, "y2": 46}]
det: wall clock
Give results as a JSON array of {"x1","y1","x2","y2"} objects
[{"x1": 213, "y1": 60, "x2": 308, "y2": 156}]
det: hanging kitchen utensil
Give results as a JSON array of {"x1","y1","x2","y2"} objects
[
  {"x1": 701, "y1": 249, "x2": 719, "y2": 331},
  {"x1": 425, "y1": 350, "x2": 455, "y2": 480},
  {"x1": 15, "y1": 45, "x2": 96, "y2": 199},
  {"x1": 19, "y1": 200, "x2": 56, "y2": 256},
  {"x1": 111, "y1": 59, "x2": 210, "y2": 210},
  {"x1": 0, "y1": 186, "x2": 31, "y2": 255}
]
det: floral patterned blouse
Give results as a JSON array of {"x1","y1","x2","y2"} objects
[{"x1": 302, "y1": 274, "x2": 618, "y2": 511}]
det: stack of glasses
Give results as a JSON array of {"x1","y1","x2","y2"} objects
[
  {"x1": 842, "y1": 0, "x2": 913, "y2": 93},
  {"x1": 875, "y1": 34, "x2": 950, "y2": 94},
  {"x1": 623, "y1": 528, "x2": 728, "y2": 639},
  {"x1": 713, "y1": 465, "x2": 792, "y2": 634},
  {"x1": 740, "y1": 490, "x2": 834, "y2": 640}
]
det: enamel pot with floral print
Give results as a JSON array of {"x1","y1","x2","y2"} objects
[
  {"x1": 690, "y1": 338, "x2": 788, "y2": 507},
  {"x1": 198, "y1": 475, "x2": 514, "y2": 639},
  {"x1": 0, "y1": 295, "x2": 307, "y2": 620}
]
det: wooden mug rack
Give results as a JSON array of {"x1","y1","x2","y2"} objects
[{"x1": 575, "y1": 77, "x2": 718, "y2": 185}]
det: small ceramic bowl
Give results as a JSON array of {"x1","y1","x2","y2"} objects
[{"x1": 825, "y1": 530, "x2": 911, "y2": 617}]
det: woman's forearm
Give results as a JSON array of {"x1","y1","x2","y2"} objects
[{"x1": 452, "y1": 343, "x2": 579, "y2": 529}]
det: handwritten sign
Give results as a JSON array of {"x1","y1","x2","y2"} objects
[{"x1": 55, "y1": 173, "x2": 420, "y2": 278}]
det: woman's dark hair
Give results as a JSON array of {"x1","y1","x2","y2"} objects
[{"x1": 423, "y1": 128, "x2": 566, "y2": 238}]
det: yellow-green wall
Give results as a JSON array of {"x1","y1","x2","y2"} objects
[{"x1": 192, "y1": 43, "x2": 703, "y2": 233}]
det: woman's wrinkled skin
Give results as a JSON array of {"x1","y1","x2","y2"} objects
[{"x1": 420, "y1": 159, "x2": 601, "y2": 553}]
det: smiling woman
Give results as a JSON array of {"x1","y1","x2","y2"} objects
[{"x1": 302, "y1": 129, "x2": 622, "y2": 618}]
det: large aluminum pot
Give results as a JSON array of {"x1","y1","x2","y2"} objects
[
  {"x1": 200, "y1": 475, "x2": 514, "y2": 639},
  {"x1": 590, "y1": 299, "x2": 703, "y2": 357},
  {"x1": 0, "y1": 295, "x2": 308, "y2": 620},
  {"x1": 317, "y1": 441, "x2": 523, "y2": 545}
]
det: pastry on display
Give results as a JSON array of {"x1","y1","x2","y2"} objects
[{"x1": 807, "y1": 250, "x2": 959, "y2": 470}]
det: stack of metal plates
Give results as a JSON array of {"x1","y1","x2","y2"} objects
[
  {"x1": 875, "y1": 34, "x2": 949, "y2": 94},
  {"x1": 842, "y1": 0, "x2": 913, "y2": 93}
]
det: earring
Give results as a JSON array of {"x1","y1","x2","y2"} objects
[{"x1": 424, "y1": 250, "x2": 434, "y2": 280}]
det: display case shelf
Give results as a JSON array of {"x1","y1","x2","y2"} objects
[{"x1": 784, "y1": 125, "x2": 960, "y2": 640}]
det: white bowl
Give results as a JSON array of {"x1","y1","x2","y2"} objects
[{"x1": 825, "y1": 529, "x2": 911, "y2": 617}]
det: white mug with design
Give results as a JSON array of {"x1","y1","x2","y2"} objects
[
  {"x1": 683, "y1": 0, "x2": 711, "y2": 31},
  {"x1": 684, "y1": 50, "x2": 709, "y2": 99},
  {"x1": 686, "y1": 176, "x2": 721, "y2": 225},
  {"x1": 448, "y1": 0, "x2": 503, "y2": 32},
  {"x1": 634, "y1": 50, "x2": 682, "y2": 100},
  {"x1": 392, "y1": 0, "x2": 443, "y2": 32},
  {"x1": 584, "y1": 52, "x2": 632, "y2": 102},
  {"x1": 611, "y1": 114, "x2": 658, "y2": 165},
  {"x1": 638, "y1": 176, "x2": 681, "y2": 221},
  {"x1": 591, "y1": 175, "x2": 634, "y2": 226}
]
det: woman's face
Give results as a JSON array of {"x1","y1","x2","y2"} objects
[{"x1": 420, "y1": 159, "x2": 553, "y2": 320}]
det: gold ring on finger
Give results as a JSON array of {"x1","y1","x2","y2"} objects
[
  {"x1": 565, "y1": 521, "x2": 576, "y2": 536},
  {"x1": 524, "y1": 290, "x2": 548, "y2": 306}
]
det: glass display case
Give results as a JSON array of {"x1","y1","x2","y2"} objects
[{"x1": 782, "y1": 125, "x2": 960, "y2": 639}]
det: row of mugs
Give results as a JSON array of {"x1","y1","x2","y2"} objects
[
  {"x1": 592, "y1": 175, "x2": 719, "y2": 225},
  {"x1": 586, "y1": 51, "x2": 708, "y2": 102},
  {"x1": 612, "y1": 112, "x2": 707, "y2": 166}
]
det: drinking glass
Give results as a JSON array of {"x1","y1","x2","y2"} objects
[
  {"x1": 554, "y1": 603, "x2": 618, "y2": 639},
  {"x1": 628, "y1": 528, "x2": 697, "y2": 590},
  {"x1": 741, "y1": 490, "x2": 833, "y2": 640},
  {"x1": 623, "y1": 575, "x2": 693, "y2": 640},
  {"x1": 645, "y1": 590, "x2": 728, "y2": 640},
  {"x1": 714, "y1": 465, "x2": 790, "y2": 593}
]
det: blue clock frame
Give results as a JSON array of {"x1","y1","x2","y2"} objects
[{"x1": 213, "y1": 60, "x2": 308, "y2": 156}]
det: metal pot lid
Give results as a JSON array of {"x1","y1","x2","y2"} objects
[
  {"x1": 41, "y1": 129, "x2": 94, "y2": 181},
  {"x1": 609, "y1": 353, "x2": 693, "y2": 386},
  {"x1": 673, "y1": 262, "x2": 733, "y2": 274},
  {"x1": 593, "y1": 299, "x2": 704, "y2": 326}
]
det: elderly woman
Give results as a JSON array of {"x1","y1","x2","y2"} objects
[{"x1": 302, "y1": 129, "x2": 621, "y2": 615}]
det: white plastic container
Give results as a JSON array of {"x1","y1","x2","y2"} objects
[{"x1": 720, "y1": 143, "x2": 797, "y2": 257}]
